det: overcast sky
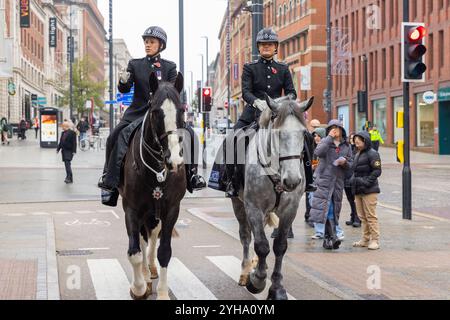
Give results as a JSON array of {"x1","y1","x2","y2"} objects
[{"x1": 97, "y1": 0, "x2": 228, "y2": 96}]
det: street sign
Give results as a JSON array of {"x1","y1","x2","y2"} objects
[
  {"x1": 423, "y1": 91, "x2": 436, "y2": 104},
  {"x1": 104, "y1": 100, "x2": 118, "y2": 105},
  {"x1": 7, "y1": 80, "x2": 16, "y2": 96}
]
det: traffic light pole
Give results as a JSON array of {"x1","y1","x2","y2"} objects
[
  {"x1": 108, "y1": 0, "x2": 114, "y2": 131},
  {"x1": 326, "y1": 0, "x2": 332, "y2": 121},
  {"x1": 403, "y1": 0, "x2": 412, "y2": 220},
  {"x1": 251, "y1": 0, "x2": 263, "y2": 61}
]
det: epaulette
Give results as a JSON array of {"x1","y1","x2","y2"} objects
[
  {"x1": 161, "y1": 58, "x2": 176, "y2": 66},
  {"x1": 246, "y1": 60, "x2": 259, "y2": 65},
  {"x1": 274, "y1": 60, "x2": 288, "y2": 66}
]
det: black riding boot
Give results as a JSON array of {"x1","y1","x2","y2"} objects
[
  {"x1": 186, "y1": 164, "x2": 206, "y2": 193},
  {"x1": 303, "y1": 132, "x2": 316, "y2": 192}
]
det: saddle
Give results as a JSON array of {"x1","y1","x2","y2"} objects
[{"x1": 208, "y1": 121, "x2": 259, "y2": 192}]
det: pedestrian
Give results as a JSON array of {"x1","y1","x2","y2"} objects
[
  {"x1": 97, "y1": 26, "x2": 205, "y2": 207},
  {"x1": 76, "y1": 117, "x2": 90, "y2": 143},
  {"x1": 304, "y1": 124, "x2": 323, "y2": 227},
  {"x1": 309, "y1": 120, "x2": 353, "y2": 250},
  {"x1": 309, "y1": 127, "x2": 327, "y2": 239},
  {"x1": 1, "y1": 117, "x2": 10, "y2": 145},
  {"x1": 19, "y1": 118, "x2": 27, "y2": 140},
  {"x1": 33, "y1": 116, "x2": 40, "y2": 139},
  {"x1": 369, "y1": 125, "x2": 384, "y2": 151},
  {"x1": 57, "y1": 121, "x2": 77, "y2": 184},
  {"x1": 344, "y1": 132, "x2": 361, "y2": 227},
  {"x1": 350, "y1": 131, "x2": 382, "y2": 250}
]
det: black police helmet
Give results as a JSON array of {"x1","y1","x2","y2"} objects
[
  {"x1": 142, "y1": 26, "x2": 167, "y2": 52},
  {"x1": 256, "y1": 28, "x2": 279, "y2": 45}
]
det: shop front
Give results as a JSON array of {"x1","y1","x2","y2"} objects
[
  {"x1": 415, "y1": 92, "x2": 435, "y2": 148},
  {"x1": 372, "y1": 99, "x2": 387, "y2": 141}
]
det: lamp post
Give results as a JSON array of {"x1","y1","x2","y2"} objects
[
  {"x1": 361, "y1": 54, "x2": 369, "y2": 130},
  {"x1": 326, "y1": 0, "x2": 332, "y2": 121},
  {"x1": 108, "y1": 0, "x2": 114, "y2": 130},
  {"x1": 199, "y1": 53, "x2": 206, "y2": 169}
]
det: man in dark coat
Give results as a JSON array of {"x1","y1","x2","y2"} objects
[
  {"x1": 98, "y1": 26, "x2": 205, "y2": 206},
  {"x1": 57, "y1": 121, "x2": 77, "y2": 184},
  {"x1": 350, "y1": 131, "x2": 382, "y2": 250},
  {"x1": 224, "y1": 27, "x2": 315, "y2": 198}
]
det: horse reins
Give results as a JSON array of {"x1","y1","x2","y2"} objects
[{"x1": 139, "y1": 109, "x2": 175, "y2": 183}]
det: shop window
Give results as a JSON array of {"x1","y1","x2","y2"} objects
[
  {"x1": 416, "y1": 93, "x2": 435, "y2": 147},
  {"x1": 372, "y1": 99, "x2": 387, "y2": 141}
]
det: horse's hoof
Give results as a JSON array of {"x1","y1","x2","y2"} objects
[
  {"x1": 129, "y1": 283, "x2": 152, "y2": 300},
  {"x1": 246, "y1": 273, "x2": 266, "y2": 294},
  {"x1": 238, "y1": 274, "x2": 249, "y2": 286},
  {"x1": 267, "y1": 288, "x2": 288, "y2": 300}
]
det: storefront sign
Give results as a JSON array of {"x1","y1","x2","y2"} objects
[
  {"x1": 438, "y1": 87, "x2": 450, "y2": 102},
  {"x1": 20, "y1": 0, "x2": 30, "y2": 28},
  {"x1": 49, "y1": 18, "x2": 57, "y2": 48},
  {"x1": 423, "y1": 91, "x2": 437, "y2": 104}
]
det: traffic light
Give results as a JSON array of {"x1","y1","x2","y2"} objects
[
  {"x1": 357, "y1": 90, "x2": 367, "y2": 113},
  {"x1": 402, "y1": 22, "x2": 427, "y2": 82},
  {"x1": 202, "y1": 87, "x2": 212, "y2": 112}
]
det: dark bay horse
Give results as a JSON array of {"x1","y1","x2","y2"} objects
[{"x1": 119, "y1": 72, "x2": 186, "y2": 300}]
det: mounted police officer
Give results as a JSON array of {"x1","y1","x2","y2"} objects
[
  {"x1": 98, "y1": 26, "x2": 205, "y2": 206},
  {"x1": 225, "y1": 27, "x2": 316, "y2": 197}
]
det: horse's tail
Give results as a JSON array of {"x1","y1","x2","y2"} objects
[{"x1": 266, "y1": 211, "x2": 279, "y2": 228}]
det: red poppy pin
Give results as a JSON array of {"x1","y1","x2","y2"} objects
[
  {"x1": 154, "y1": 62, "x2": 161, "y2": 68},
  {"x1": 271, "y1": 67, "x2": 278, "y2": 74}
]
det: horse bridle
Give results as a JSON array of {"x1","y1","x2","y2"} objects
[
  {"x1": 139, "y1": 108, "x2": 179, "y2": 183},
  {"x1": 257, "y1": 115, "x2": 304, "y2": 195}
]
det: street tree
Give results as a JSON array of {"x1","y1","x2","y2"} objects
[{"x1": 61, "y1": 57, "x2": 107, "y2": 117}]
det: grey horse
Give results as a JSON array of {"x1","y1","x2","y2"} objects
[{"x1": 231, "y1": 94, "x2": 314, "y2": 300}]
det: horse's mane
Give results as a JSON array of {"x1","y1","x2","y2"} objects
[{"x1": 259, "y1": 99, "x2": 307, "y2": 129}]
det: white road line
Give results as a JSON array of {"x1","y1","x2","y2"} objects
[
  {"x1": 30, "y1": 212, "x2": 50, "y2": 216},
  {"x1": 4, "y1": 213, "x2": 25, "y2": 217},
  {"x1": 78, "y1": 248, "x2": 110, "y2": 251},
  {"x1": 207, "y1": 256, "x2": 296, "y2": 300},
  {"x1": 52, "y1": 211, "x2": 72, "y2": 215},
  {"x1": 167, "y1": 257, "x2": 217, "y2": 300},
  {"x1": 96, "y1": 210, "x2": 120, "y2": 220},
  {"x1": 192, "y1": 245, "x2": 221, "y2": 248},
  {"x1": 74, "y1": 210, "x2": 95, "y2": 214},
  {"x1": 87, "y1": 259, "x2": 131, "y2": 300}
]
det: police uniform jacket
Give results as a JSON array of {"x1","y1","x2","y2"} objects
[
  {"x1": 118, "y1": 54, "x2": 177, "y2": 122},
  {"x1": 239, "y1": 57, "x2": 297, "y2": 123}
]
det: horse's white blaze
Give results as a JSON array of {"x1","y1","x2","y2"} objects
[
  {"x1": 156, "y1": 267, "x2": 170, "y2": 300},
  {"x1": 128, "y1": 252, "x2": 147, "y2": 297},
  {"x1": 161, "y1": 99, "x2": 184, "y2": 166}
]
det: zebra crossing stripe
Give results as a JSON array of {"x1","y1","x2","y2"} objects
[
  {"x1": 206, "y1": 256, "x2": 296, "y2": 300},
  {"x1": 87, "y1": 259, "x2": 131, "y2": 300},
  {"x1": 167, "y1": 257, "x2": 217, "y2": 300}
]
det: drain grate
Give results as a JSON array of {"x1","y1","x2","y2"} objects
[{"x1": 56, "y1": 250, "x2": 93, "y2": 256}]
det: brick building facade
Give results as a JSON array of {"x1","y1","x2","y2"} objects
[
  {"x1": 331, "y1": 0, "x2": 450, "y2": 154},
  {"x1": 213, "y1": 0, "x2": 328, "y2": 125}
]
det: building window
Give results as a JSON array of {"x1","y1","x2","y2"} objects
[
  {"x1": 382, "y1": 48, "x2": 386, "y2": 80},
  {"x1": 416, "y1": 93, "x2": 435, "y2": 147},
  {"x1": 429, "y1": 33, "x2": 434, "y2": 72},
  {"x1": 390, "y1": 46, "x2": 394, "y2": 79},
  {"x1": 355, "y1": 104, "x2": 367, "y2": 132},
  {"x1": 337, "y1": 105, "x2": 350, "y2": 133},
  {"x1": 372, "y1": 99, "x2": 387, "y2": 141}
]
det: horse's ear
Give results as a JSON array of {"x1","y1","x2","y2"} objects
[
  {"x1": 264, "y1": 93, "x2": 279, "y2": 112},
  {"x1": 174, "y1": 72, "x2": 184, "y2": 94},
  {"x1": 149, "y1": 72, "x2": 159, "y2": 94},
  {"x1": 299, "y1": 96, "x2": 314, "y2": 113}
]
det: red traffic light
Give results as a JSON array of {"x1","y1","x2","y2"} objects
[
  {"x1": 202, "y1": 87, "x2": 212, "y2": 97},
  {"x1": 408, "y1": 26, "x2": 426, "y2": 42}
]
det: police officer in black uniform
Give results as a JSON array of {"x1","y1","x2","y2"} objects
[
  {"x1": 225, "y1": 28, "x2": 316, "y2": 199},
  {"x1": 98, "y1": 26, "x2": 205, "y2": 206}
]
